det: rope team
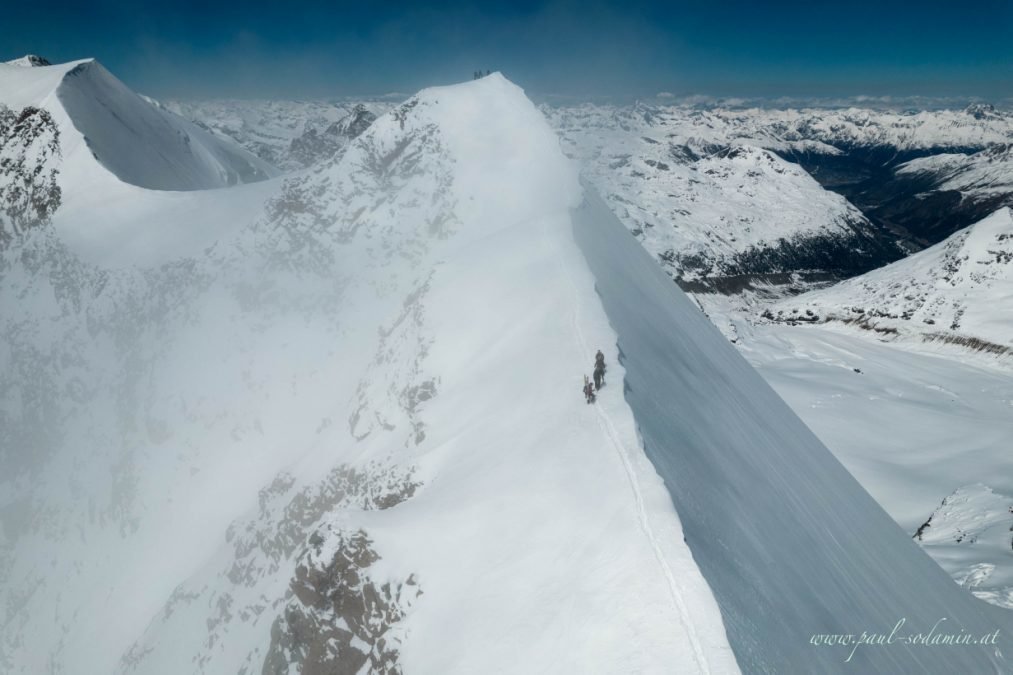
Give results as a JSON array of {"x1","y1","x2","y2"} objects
[{"x1": 583, "y1": 350, "x2": 607, "y2": 404}]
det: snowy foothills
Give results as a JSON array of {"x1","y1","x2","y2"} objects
[{"x1": 1, "y1": 52, "x2": 1012, "y2": 675}]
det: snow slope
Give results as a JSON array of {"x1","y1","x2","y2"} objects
[
  {"x1": 1, "y1": 73, "x2": 739, "y2": 674},
  {"x1": 768, "y1": 207, "x2": 1013, "y2": 357},
  {"x1": 0, "y1": 57, "x2": 277, "y2": 192},
  {"x1": 573, "y1": 189, "x2": 1013, "y2": 673}
]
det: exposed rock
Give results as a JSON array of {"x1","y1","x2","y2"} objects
[
  {"x1": 0, "y1": 104, "x2": 62, "y2": 245},
  {"x1": 262, "y1": 528, "x2": 421, "y2": 675},
  {"x1": 289, "y1": 104, "x2": 379, "y2": 168}
]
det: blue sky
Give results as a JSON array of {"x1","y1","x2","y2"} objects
[{"x1": 4, "y1": 0, "x2": 1011, "y2": 100}]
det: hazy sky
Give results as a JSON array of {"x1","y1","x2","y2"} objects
[{"x1": 4, "y1": 0, "x2": 1011, "y2": 100}]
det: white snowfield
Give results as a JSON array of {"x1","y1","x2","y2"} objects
[
  {"x1": 770, "y1": 207, "x2": 1013, "y2": 352},
  {"x1": 2, "y1": 62, "x2": 1011, "y2": 675},
  {"x1": 716, "y1": 306, "x2": 1013, "y2": 616}
]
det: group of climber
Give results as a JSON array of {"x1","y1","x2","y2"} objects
[{"x1": 582, "y1": 350, "x2": 607, "y2": 404}]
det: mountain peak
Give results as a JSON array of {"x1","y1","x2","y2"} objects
[
  {"x1": 5, "y1": 54, "x2": 52, "y2": 67},
  {"x1": 964, "y1": 102, "x2": 998, "y2": 120}
]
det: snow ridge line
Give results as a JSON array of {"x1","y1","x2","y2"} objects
[{"x1": 556, "y1": 216, "x2": 712, "y2": 674}]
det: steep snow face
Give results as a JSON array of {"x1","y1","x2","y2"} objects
[
  {"x1": 162, "y1": 98, "x2": 394, "y2": 170},
  {"x1": 769, "y1": 207, "x2": 1013, "y2": 356},
  {"x1": 573, "y1": 190, "x2": 1013, "y2": 673},
  {"x1": 1, "y1": 73, "x2": 739, "y2": 674},
  {"x1": 0, "y1": 58, "x2": 277, "y2": 192},
  {"x1": 546, "y1": 105, "x2": 893, "y2": 286}
]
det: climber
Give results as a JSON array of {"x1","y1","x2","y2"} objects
[
  {"x1": 593, "y1": 349, "x2": 606, "y2": 390},
  {"x1": 593, "y1": 361, "x2": 605, "y2": 390},
  {"x1": 583, "y1": 375, "x2": 596, "y2": 404}
]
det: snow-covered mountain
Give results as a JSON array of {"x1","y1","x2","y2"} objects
[
  {"x1": 4, "y1": 54, "x2": 52, "y2": 67},
  {"x1": 545, "y1": 105, "x2": 898, "y2": 288},
  {"x1": 162, "y1": 98, "x2": 393, "y2": 170},
  {"x1": 718, "y1": 104, "x2": 1013, "y2": 152},
  {"x1": 0, "y1": 70, "x2": 734, "y2": 675},
  {"x1": 5, "y1": 68, "x2": 1012, "y2": 674},
  {"x1": 754, "y1": 105, "x2": 1013, "y2": 249},
  {"x1": 896, "y1": 143, "x2": 1013, "y2": 216},
  {"x1": 547, "y1": 102, "x2": 1013, "y2": 283},
  {"x1": 0, "y1": 57, "x2": 277, "y2": 192},
  {"x1": 767, "y1": 207, "x2": 1013, "y2": 358}
]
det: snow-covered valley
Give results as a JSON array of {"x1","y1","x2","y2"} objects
[{"x1": 2, "y1": 53, "x2": 1013, "y2": 675}]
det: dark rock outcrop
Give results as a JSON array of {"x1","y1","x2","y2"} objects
[{"x1": 262, "y1": 528, "x2": 421, "y2": 675}]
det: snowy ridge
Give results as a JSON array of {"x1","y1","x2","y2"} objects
[
  {"x1": 1, "y1": 73, "x2": 739, "y2": 674},
  {"x1": 573, "y1": 191, "x2": 1013, "y2": 673},
  {"x1": 0, "y1": 58, "x2": 277, "y2": 192},
  {"x1": 4, "y1": 54, "x2": 52, "y2": 67},
  {"x1": 768, "y1": 207, "x2": 1013, "y2": 357}
]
